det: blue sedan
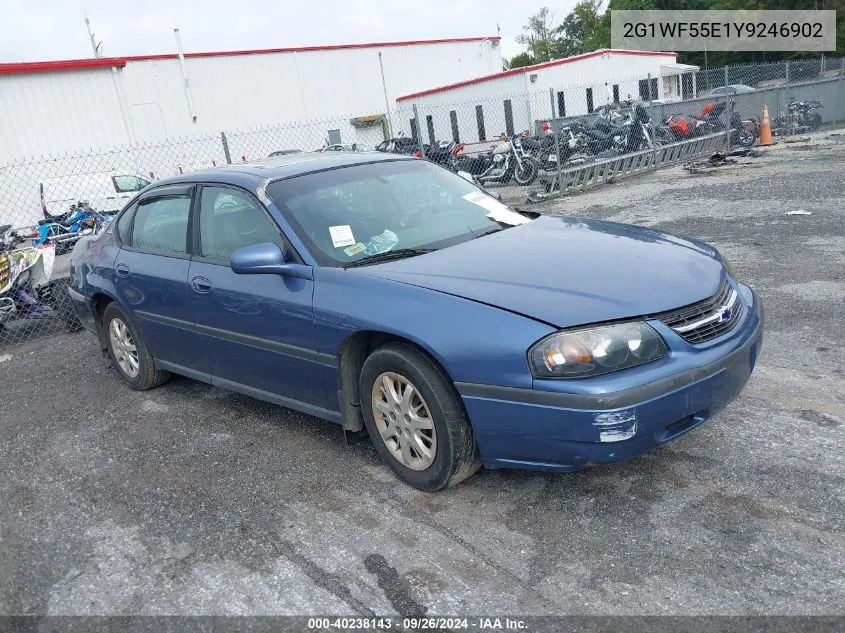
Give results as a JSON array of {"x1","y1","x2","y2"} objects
[{"x1": 67, "y1": 152, "x2": 763, "y2": 490}]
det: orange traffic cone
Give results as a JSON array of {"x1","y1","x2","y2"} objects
[{"x1": 758, "y1": 105, "x2": 774, "y2": 146}]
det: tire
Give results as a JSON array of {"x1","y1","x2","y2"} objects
[
  {"x1": 48, "y1": 280, "x2": 84, "y2": 333},
  {"x1": 737, "y1": 128, "x2": 755, "y2": 148},
  {"x1": 653, "y1": 128, "x2": 673, "y2": 146},
  {"x1": 102, "y1": 302, "x2": 170, "y2": 391},
  {"x1": 514, "y1": 157, "x2": 539, "y2": 185},
  {"x1": 359, "y1": 342, "x2": 481, "y2": 491}
]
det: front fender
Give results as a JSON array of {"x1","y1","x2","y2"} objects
[{"x1": 313, "y1": 267, "x2": 555, "y2": 390}]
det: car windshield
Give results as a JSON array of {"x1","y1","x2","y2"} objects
[{"x1": 267, "y1": 159, "x2": 529, "y2": 267}]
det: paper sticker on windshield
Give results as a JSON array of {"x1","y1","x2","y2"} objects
[
  {"x1": 364, "y1": 229, "x2": 399, "y2": 256},
  {"x1": 329, "y1": 225, "x2": 356, "y2": 248},
  {"x1": 344, "y1": 242, "x2": 366, "y2": 256},
  {"x1": 462, "y1": 192, "x2": 529, "y2": 226}
]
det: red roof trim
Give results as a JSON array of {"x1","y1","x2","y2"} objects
[
  {"x1": 0, "y1": 57, "x2": 127, "y2": 75},
  {"x1": 122, "y1": 36, "x2": 501, "y2": 62},
  {"x1": 0, "y1": 37, "x2": 499, "y2": 75},
  {"x1": 397, "y1": 49, "x2": 678, "y2": 101}
]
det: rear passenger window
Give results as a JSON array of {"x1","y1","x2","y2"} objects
[
  {"x1": 116, "y1": 205, "x2": 136, "y2": 244},
  {"x1": 131, "y1": 195, "x2": 191, "y2": 255},
  {"x1": 199, "y1": 186, "x2": 286, "y2": 261}
]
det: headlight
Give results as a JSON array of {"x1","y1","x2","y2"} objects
[{"x1": 528, "y1": 321, "x2": 668, "y2": 379}]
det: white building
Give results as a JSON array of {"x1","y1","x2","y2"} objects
[
  {"x1": 0, "y1": 36, "x2": 502, "y2": 163},
  {"x1": 396, "y1": 49, "x2": 698, "y2": 144}
]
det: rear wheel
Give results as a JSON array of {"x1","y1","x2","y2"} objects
[
  {"x1": 359, "y1": 342, "x2": 481, "y2": 491},
  {"x1": 102, "y1": 302, "x2": 170, "y2": 391}
]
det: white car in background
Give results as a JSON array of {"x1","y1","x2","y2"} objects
[{"x1": 40, "y1": 172, "x2": 151, "y2": 219}]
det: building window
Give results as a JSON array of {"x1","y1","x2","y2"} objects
[
  {"x1": 613, "y1": 84, "x2": 620, "y2": 103},
  {"x1": 638, "y1": 79, "x2": 650, "y2": 101},
  {"x1": 450, "y1": 110, "x2": 460, "y2": 142},
  {"x1": 426, "y1": 115, "x2": 435, "y2": 145},
  {"x1": 476, "y1": 105, "x2": 486, "y2": 141},
  {"x1": 650, "y1": 78, "x2": 659, "y2": 100},
  {"x1": 503, "y1": 99, "x2": 514, "y2": 136},
  {"x1": 557, "y1": 91, "x2": 566, "y2": 117},
  {"x1": 327, "y1": 129, "x2": 341, "y2": 145},
  {"x1": 586, "y1": 88, "x2": 594, "y2": 113}
]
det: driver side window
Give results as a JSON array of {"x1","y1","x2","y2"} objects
[{"x1": 198, "y1": 186, "x2": 288, "y2": 262}]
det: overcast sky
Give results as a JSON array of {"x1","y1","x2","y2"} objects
[{"x1": 2, "y1": 0, "x2": 577, "y2": 64}]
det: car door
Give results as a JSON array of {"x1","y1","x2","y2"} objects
[
  {"x1": 113, "y1": 185, "x2": 209, "y2": 373},
  {"x1": 187, "y1": 184, "x2": 326, "y2": 407}
]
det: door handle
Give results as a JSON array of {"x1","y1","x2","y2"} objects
[
  {"x1": 115, "y1": 262, "x2": 130, "y2": 278},
  {"x1": 190, "y1": 276, "x2": 213, "y2": 294}
]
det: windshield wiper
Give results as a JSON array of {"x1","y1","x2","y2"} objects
[
  {"x1": 344, "y1": 248, "x2": 436, "y2": 268},
  {"x1": 473, "y1": 226, "x2": 507, "y2": 238}
]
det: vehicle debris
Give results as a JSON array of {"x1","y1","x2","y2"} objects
[
  {"x1": 785, "y1": 210, "x2": 812, "y2": 215},
  {"x1": 683, "y1": 153, "x2": 737, "y2": 173}
]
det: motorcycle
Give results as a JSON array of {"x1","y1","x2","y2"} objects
[
  {"x1": 701, "y1": 101, "x2": 757, "y2": 148},
  {"x1": 32, "y1": 201, "x2": 112, "y2": 254},
  {"x1": 573, "y1": 103, "x2": 654, "y2": 156},
  {"x1": 453, "y1": 135, "x2": 539, "y2": 186},
  {"x1": 655, "y1": 110, "x2": 717, "y2": 144},
  {"x1": 775, "y1": 98, "x2": 823, "y2": 134},
  {"x1": 520, "y1": 126, "x2": 586, "y2": 171},
  {"x1": 425, "y1": 140, "x2": 462, "y2": 169},
  {"x1": 0, "y1": 242, "x2": 82, "y2": 335}
]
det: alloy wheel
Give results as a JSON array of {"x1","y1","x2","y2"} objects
[
  {"x1": 109, "y1": 317, "x2": 139, "y2": 378},
  {"x1": 371, "y1": 372, "x2": 437, "y2": 471}
]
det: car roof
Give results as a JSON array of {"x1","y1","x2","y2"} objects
[
  {"x1": 712, "y1": 84, "x2": 755, "y2": 94},
  {"x1": 151, "y1": 151, "x2": 414, "y2": 190}
]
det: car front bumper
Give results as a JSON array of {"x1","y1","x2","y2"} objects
[{"x1": 458, "y1": 287, "x2": 764, "y2": 472}]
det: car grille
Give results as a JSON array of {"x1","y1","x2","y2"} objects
[{"x1": 652, "y1": 280, "x2": 743, "y2": 344}]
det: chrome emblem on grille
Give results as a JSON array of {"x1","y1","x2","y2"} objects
[{"x1": 719, "y1": 307, "x2": 733, "y2": 323}]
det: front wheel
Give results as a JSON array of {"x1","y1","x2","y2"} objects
[
  {"x1": 359, "y1": 342, "x2": 481, "y2": 491},
  {"x1": 514, "y1": 157, "x2": 539, "y2": 185}
]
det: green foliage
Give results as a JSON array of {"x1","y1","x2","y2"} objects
[
  {"x1": 509, "y1": 52, "x2": 535, "y2": 68},
  {"x1": 511, "y1": 0, "x2": 843, "y2": 68}
]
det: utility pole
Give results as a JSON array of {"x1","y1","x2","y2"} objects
[{"x1": 84, "y1": 10, "x2": 102, "y2": 58}]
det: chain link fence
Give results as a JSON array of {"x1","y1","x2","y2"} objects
[{"x1": 1, "y1": 59, "x2": 843, "y2": 351}]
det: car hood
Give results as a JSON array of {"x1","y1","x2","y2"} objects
[{"x1": 356, "y1": 215, "x2": 724, "y2": 328}]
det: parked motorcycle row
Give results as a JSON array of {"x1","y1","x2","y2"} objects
[{"x1": 382, "y1": 99, "x2": 761, "y2": 188}]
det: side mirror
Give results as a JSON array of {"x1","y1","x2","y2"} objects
[{"x1": 230, "y1": 242, "x2": 313, "y2": 280}]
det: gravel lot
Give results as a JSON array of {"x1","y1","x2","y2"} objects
[{"x1": 2, "y1": 132, "x2": 844, "y2": 617}]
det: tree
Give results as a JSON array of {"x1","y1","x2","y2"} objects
[
  {"x1": 509, "y1": 52, "x2": 535, "y2": 69},
  {"x1": 516, "y1": 7, "x2": 558, "y2": 63},
  {"x1": 556, "y1": 0, "x2": 608, "y2": 56}
]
